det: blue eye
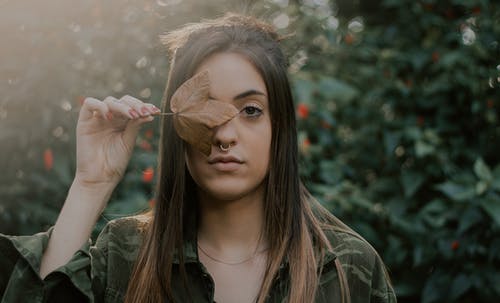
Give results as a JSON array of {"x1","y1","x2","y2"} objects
[{"x1": 240, "y1": 105, "x2": 263, "y2": 118}]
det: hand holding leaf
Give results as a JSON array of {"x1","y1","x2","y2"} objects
[{"x1": 165, "y1": 70, "x2": 239, "y2": 156}]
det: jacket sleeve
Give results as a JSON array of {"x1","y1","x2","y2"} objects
[
  {"x1": 0, "y1": 224, "x2": 110, "y2": 303},
  {"x1": 369, "y1": 253, "x2": 397, "y2": 303},
  {"x1": 322, "y1": 229, "x2": 397, "y2": 303}
]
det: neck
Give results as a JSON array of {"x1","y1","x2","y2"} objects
[{"x1": 197, "y1": 188, "x2": 267, "y2": 259}]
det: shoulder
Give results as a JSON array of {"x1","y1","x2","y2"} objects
[
  {"x1": 321, "y1": 227, "x2": 396, "y2": 302},
  {"x1": 325, "y1": 227, "x2": 379, "y2": 267},
  {"x1": 93, "y1": 213, "x2": 151, "y2": 260},
  {"x1": 100, "y1": 213, "x2": 151, "y2": 236},
  {"x1": 90, "y1": 214, "x2": 152, "y2": 299}
]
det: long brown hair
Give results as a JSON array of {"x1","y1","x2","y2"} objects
[{"x1": 125, "y1": 13, "x2": 354, "y2": 303}]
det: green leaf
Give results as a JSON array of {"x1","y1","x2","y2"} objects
[
  {"x1": 292, "y1": 77, "x2": 314, "y2": 103},
  {"x1": 492, "y1": 179, "x2": 500, "y2": 192},
  {"x1": 401, "y1": 169, "x2": 425, "y2": 197},
  {"x1": 479, "y1": 195, "x2": 500, "y2": 226},
  {"x1": 492, "y1": 164, "x2": 500, "y2": 191},
  {"x1": 476, "y1": 181, "x2": 488, "y2": 195},
  {"x1": 405, "y1": 127, "x2": 422, "y2": 141},
  {"x1": 486, "y1": 271, "x2": 500, "y2": 294},
  {"x1": 385, "y1": 235, "x2": 407, "y2": 264},
  {"x1": 423, "y1": 129, "x2": 440, "y2": 145},
  {"x1": 317, "y1": 77, "x2": 359, "y2": 103},
  {"x1": 420, "y1": 199, "x2": 447, "y2": 228},
  {"x1": 458, "y1": 206, "x2": 483, "y2": 234},
  {"x1": 440, "y1": 51, "x2": 463, "y2": 68},
  {"x1": 415, "y1": 140, "x2": 435, "y2": 157},
  {"x1": 383, "y1": 130, "x2": 401, "y2": 156},
  {"x1": 474, "y1": 158, "x2": 493, "y2": 182},
  {"x1": 421, "y1": 199, "x2": 447, "y2": 213},
  {"x1": 436, "y1": 182, "x2": 475, "y2": 202},
  {"x1": 449, "y1": 274, "x2": 472, "y2": 300},
  {"x1": 53, "y1": 154, "x2": 73, "y2": 187},
  {"x1": 409, "y1": 50, "x2": 429, "y2": 71},
  {"x1": 493, "y1": 164, "x2": 500, "y2": 178},
  {"x1": 319, "y1": 160, "x2": 343, "y2": 184},
  {"x1": 422, "y1": 272, "x2": 448, "y2": 303}
]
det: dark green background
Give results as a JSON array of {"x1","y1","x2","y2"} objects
[{"x1": 1, "y1": 0, "x2": 499, "y2": 302}]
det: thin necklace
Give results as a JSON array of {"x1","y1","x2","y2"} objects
[{"x1": 197, "y1": 243, "x2": 268, "y2": 266}]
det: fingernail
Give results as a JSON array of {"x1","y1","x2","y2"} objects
[
  {"x1": 151, "y1": 106, "x2": 161, "y2": 113},
  {"x1": 129, "y1": 109, "x2": 139, "y2": 118},
  {"x1": 141, "y1": 107, "x2": 150, "y2": 116}
]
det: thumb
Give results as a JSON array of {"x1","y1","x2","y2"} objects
[{"x1": 122, "y1": 116, "x2": 154, "y2": 148}]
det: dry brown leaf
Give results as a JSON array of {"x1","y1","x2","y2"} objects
[{"x1": 170, "y1": 70, "x2": 239, "y2": 156}]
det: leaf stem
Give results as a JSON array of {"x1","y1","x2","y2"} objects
[{"x1": 153, "y1": 112, "x2": 176, "y2": 116}]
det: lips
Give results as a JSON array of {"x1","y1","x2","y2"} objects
[
  {"x1": 208, "y1": 155, "x2": 243, "y2": 172},
  {"x1": 208, "y1": 154, "x2": 243, "y2": 164}
]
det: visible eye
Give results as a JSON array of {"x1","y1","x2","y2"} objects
[{"x1": 240, "y1": 105, "x2": 263, "y2": 118}]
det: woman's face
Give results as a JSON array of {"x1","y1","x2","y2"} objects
[{"x1": 185, "y1": 52, "x2": 272, "y2": 202}]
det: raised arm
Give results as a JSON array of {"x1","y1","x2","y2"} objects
[{"x1": 39, "y1": 95, "x2": 159, "y2": 279}]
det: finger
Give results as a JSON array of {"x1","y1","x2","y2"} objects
[
  {"x1": 122, "y1": 115, "x2": 155, "y2": 147},
  {"x1": 120, "y1": 95, "x2": 160, "y2": 117},
  {"x1": 116, "y1": 95, "x2": 143, "y2": 118},
  {"x1": 103, "y1": 96, "x2": 136, "y2": 120},
  {"x1": 80, "y1": 97, "x2": 109, "y2": 121}
]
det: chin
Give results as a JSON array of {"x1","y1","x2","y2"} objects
[
  {"x1": 199, "y1": 180, "x2": 265, "y2": 202},
  {"x1": 207, "y1": 191, "x2": 247, "y2": 202}
]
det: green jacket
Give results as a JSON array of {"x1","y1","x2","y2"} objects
[{"x1": 0, "y1": 215, "x2": 396, "y2": 302}]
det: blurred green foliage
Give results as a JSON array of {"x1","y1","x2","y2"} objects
[{"x1": 0, "y1": 0, "x2": 499, "y2": 302}]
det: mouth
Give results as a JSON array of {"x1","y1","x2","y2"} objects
[{"x1": 208, "y1": 155, "x2": 244, "y2": 172}]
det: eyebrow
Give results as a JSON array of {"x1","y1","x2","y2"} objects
[
  {"x1": 209, "y1": 89, "x2": 267, "y2": 101},
  {"x1": 234, "y1": 89, "x2": 267, "y2": 100}
]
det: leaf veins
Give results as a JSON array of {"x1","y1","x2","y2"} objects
[{"x1": 169, "y1": 70, "x2": 239, "y2": 156}]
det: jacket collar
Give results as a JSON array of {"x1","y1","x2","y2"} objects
[{"x1": 171, "y1": 209, "x2": 338, "y2": 268}]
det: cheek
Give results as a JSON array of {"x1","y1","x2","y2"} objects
[
  {"x1": 250, "y1": 124, "x2": 272, "y2": 173},
  {"x1": 253, "y1": 153, "x2": 270, "y2": 181},
  {"x1": 185, "y1": 149, "x2": 205, "y2": 181}
]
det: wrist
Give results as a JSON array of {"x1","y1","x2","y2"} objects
[
  {"x1": 72, "y1": 175, "x2": 119, "y2": 192},
  {"x1": 68, "y1": 176, "x2": 118, "y2": 212}
]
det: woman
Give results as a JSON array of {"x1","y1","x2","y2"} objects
[{"x1": 0, "y1": 13, "x2": 396, "y2": 303}]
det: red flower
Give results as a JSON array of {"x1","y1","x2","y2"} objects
[
  {"x1": 139, "y1": 140, "x2": 152, "y2": 151},
  {"x1": 44, "y1": 148, "x2": 53, "y2": 171},
  {"x1": 144, "y1": 129, "x2": 154, "y2": 139},
  {"x1": 321, "y1": 120, "x2": 332, "y2": 129},
  {"x1": 299, "y1": 137, "x2": 311, "y2": 154},
  {"x1": 297, "y1": 103, "x2": 309, "y2": 119},
  {"x1": 451, "y1": 240, "x2": 460, "y2": 251},
  {"x1": 432, "y1": 51, "x2": 440, "y2": 63},
  {"x1": 344, "y1": 34, "x2": 354, "y2": 45},
  {"x1": 303, "y1": 138, "x2": 311, "y2": 148},
  {"x1": 472, "y1": 6, "x2": 481, "y2": 15},
  {"x1": 422, "y1": 3, "x2": 434, "y2": 12},
  {"x1": 405, "y1": 79, "x2": 413, "y2": 88},
  {"x1": 417, "y1": 116, "x2": 425, "y2": 127},
  {"x1": 487, "y1": 99, "x2": 494, "y2": 109},
  {"x1": 445, "y1": 8, "x2": 456, "y2": 20},
  {"x1": 142, "y1": 167, "x2": 154, "y2": 183}
]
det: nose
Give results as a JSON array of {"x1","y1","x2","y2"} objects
[{"x1": 212, "y1": 117, "x2": 238, "y2": 149}]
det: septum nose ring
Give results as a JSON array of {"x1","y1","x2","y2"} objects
[{"x1": 219, "y1": 143, "x2": 232, "y2": 152}]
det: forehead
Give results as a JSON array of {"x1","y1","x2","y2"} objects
[{"x1": 194, "y1": 52, "x2": 268, "y2": 101}]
